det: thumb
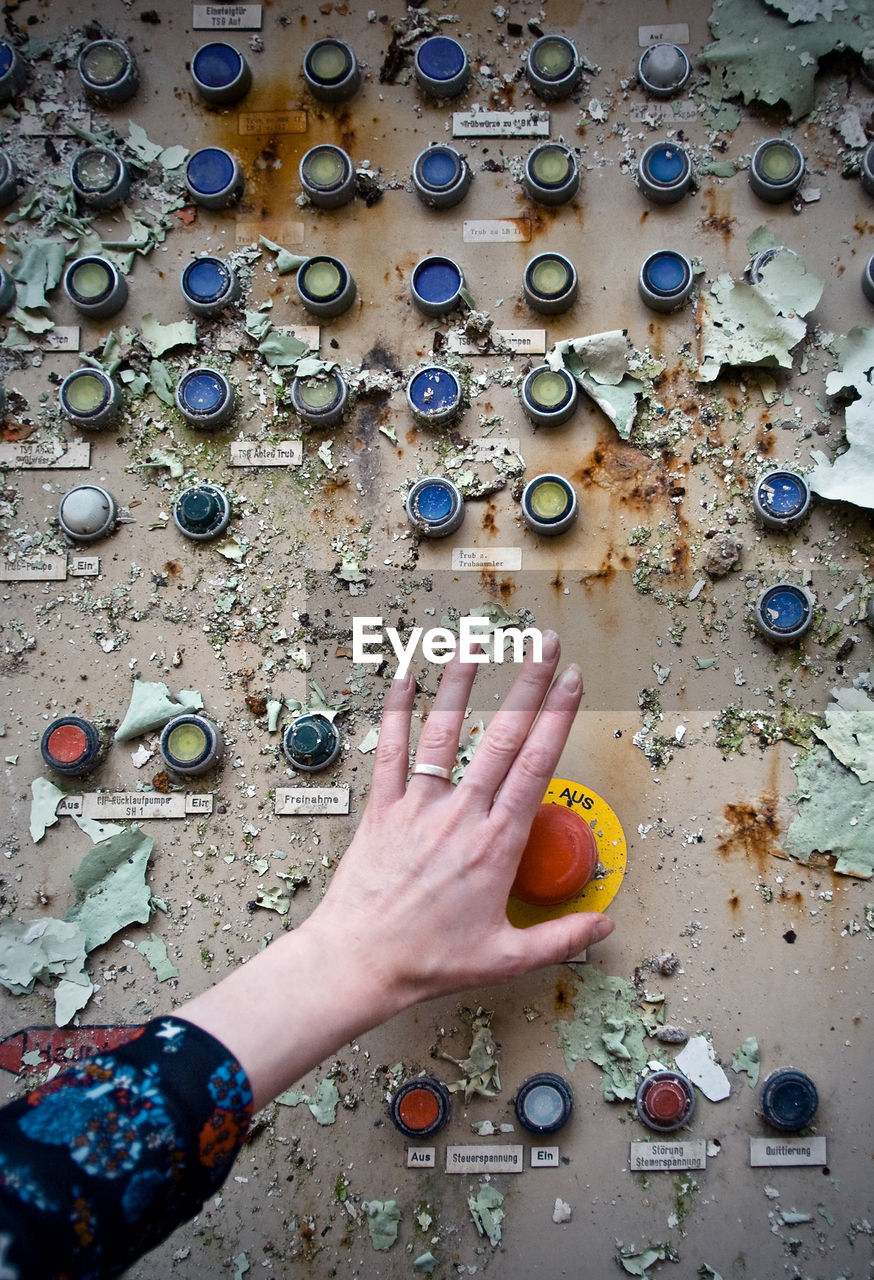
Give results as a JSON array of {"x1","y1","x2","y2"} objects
[{"x1": 511, "y1": 912, "x2": 614, "y2": 972}]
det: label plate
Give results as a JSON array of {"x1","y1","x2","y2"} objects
[
  {"x1": 229, "y1": 440, "x2": 303, "y2": 468},
  {"x1": 445, "y1": 1144, "x2": 525, "y2": 1174},
  {"x1": 274, "y1": 787, "x2": 351, "y2": 815},
  {"x1": 530, "y1": 1146, "x2": 560, "y2": 1168},
  {"x1": 629, "y1": 1140, "x2": 707, "y2": 1171},
  {"x1": 69, "y1": 556, "x2": 100, "y2": 577},
  {"x1": 239, "y1": 110, "x2": 307, "y2": 136},
  {"x1": 0, "y1": 556, "x2": 68, "y2": 582},
  {"x1": 453, "y1": 110, "x2": 549, "y2": 138},
  {"x1": 407, "y1": 1147, "x2": 436, "y2": 1168},
  {"x1": 451, "y1": 547, "x2": 523, "y2": 572},
  {"x1": 448, "y1": 329, "x2": 546, "y2": 356},
  {"x1": 75, "y1": 793, "x2": 214, "y2": 820},
  {"x1": 235, "y1": 220, "x2": 306, "y2": 247},
  {"x1": 463, "y1": 219, "x2": 531, "y2": 243},
  {"x1": 469, "y1": 438, "x2": 521, "y2": 462},
  {"x1": 749, "y1": 1137, "x2": 827, "y2": 1167},
  {"x1": 0, "y1": 441, "x2": 91, "y2": 470},
  {"x1": 638, "y1": 23, "x2": 690, "y2": 45},
  {"x1": 41, "y1": 327, "x2": 81, "y2": 352},
  {"x1": 193, "y1": 4, "x2": 263, "y2": 29}
]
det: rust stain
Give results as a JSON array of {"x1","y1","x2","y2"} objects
[
  {"x1": 481, "y1": 502, "x2": 499, "y2": 535},
  {"x1": 163, "y1": 560, "x2": 182, "y2": 578},
  {"x1": 717, "y1": 794, "x2": 782, "y2": 875},
  {"x1": 512, "y1": 198, "x2": 552, "y2": 236},
  {"x1": 554, "y1": 975, "x2": 574, "y2": 1012},
  {"x1": 699, "y1": 187, "x2": 736, "y2": 243},
  {"x1": 755, "y1": 425, "x2": 776, "y2": 455},
  {"x1": 1, "y1": 422, "x2": 33, "y2": 441},
  {"x1": 572, "y1": 438, "x2": 687, "y2": 509}
]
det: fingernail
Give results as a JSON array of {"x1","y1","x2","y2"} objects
[
  {"x1": 541, "y1": 629, "x2": 559, "y2": 660},
  {"x1": 557, "y1": 663, "x2": 583, "y2": 695},
  {"x1": 591, "y1": 916, "x2": 614, "y2": 943},
  {"x1": 394, "y1": 670, "x2": 416, "y2": 693}
]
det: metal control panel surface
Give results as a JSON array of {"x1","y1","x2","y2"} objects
[{"x1": 0, "y1": 2, "x2": 872, "y2": 1277}]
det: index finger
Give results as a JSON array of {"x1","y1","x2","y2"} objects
[{"x1": 368, "y1": 670, "x2": 416, "y2": 805}]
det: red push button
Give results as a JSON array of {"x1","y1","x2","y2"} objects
[{"x1": 511, "y1": 803, "x2": 598, "y2": 906}]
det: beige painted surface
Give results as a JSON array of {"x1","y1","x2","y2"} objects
[{"x1": 0, "y1": 1, "x2": 872, "y2": 1277}]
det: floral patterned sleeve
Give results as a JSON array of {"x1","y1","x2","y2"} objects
[{"x1": 0, "y1": 1016, "x2": 253, "y2": 1279}]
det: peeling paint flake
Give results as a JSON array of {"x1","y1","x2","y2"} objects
[
  {"x1": 438, "y1": 1007, "x2": 501, "y2": 1100},
  {"x1": 809, "y1": 326, "x2": 874, "y2": 510},
  {"x1": 556, "y1": 969, "x2": 650, "y2": 1101},
  {"x1": 276, "y1": 1076, "x2": 341, "y2": 1125},
  {"x1": 701, "y1": 0, "x2": 874, "y2": 122},
  {"x1": 786, "y1": 743, "x2": 874, "y2": 877},
  {"x1": 731, "y1": 1035, "x2": 761, "y2": 1086},
  {"x1": 65, "y1": 826, "x2": 155, "y2": 952},
  {"x1": 114, "y1": 681, "x2": 204, "y2": 741},
  {"x1": 547, "y1": 331, "x2": 649, "y2": 439},
  {"x1": 696, "y1": 253, "x2": 822, "y2": 383},
  {"x1": 361, "y1": 1199, "x2": 401, "y2": 1251},
  {"x1": 468, "y1": 1182, "x2": 504, "y2": 1246},
  {"x1": 675, "y1": 1035, "x2": 731, "y2": 1101},
  {"x1": 617, "y1": 1242, "x2": 677, "y2": 1276},
  {"x1": 813, "y1": 688, "x2": 874, "y2": 784}
]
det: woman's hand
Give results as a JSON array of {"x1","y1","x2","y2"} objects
[
  {"x1": 315, "y1": 629, "x2": 614, "y2": 1007},
  {"x1": 184, "y1": 632, "x2": 614, "y2": 1109}
]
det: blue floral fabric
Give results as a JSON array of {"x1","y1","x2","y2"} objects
[{"x1": 0, "y1": 1017, "x2": 252, "y2": 1278}]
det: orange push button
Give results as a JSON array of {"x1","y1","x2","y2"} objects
[{"x1": 511, "y1": 803, "x2": 598, "y2": 906}]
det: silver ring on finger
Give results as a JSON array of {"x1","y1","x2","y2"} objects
[{"x1": 410, "y1": 761, "x2": 453, "y2": 781}]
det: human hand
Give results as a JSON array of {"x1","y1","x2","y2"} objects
[
  {"x1": 185, "y1": 631, "x2": 615, "y2": 1108},
  {"x1": 311, "y1": 629, "x2": 615, "y2": 1013}
]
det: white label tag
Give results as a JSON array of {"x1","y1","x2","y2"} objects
[
  {"x1": 407, "y1": 1147, "x2": 436, "y2": 1168},
  {"x1": 229, "y1": 440, "x2": 303, "y2": 468},
  {"x1": 186, "y1": 795, "x2": 215, "y2": 814},
  {"x1": 749, "y1": 1137, "x2": 827, "y2": 1167},
  {"x1": 0, "y1": 556, "x2": 68, "y2": 582},
  {"x1": 445, "y1": 1145, "x2": 525, "y2": 1174},
  {"x1": 530, "y1": 1146, "x2": 560, "y2": 1168},
  {"x1": 463, "y1": 219, "x2": 531, "y2": 243},
  {"x1": 451, "y1": 547, "x2": 523, "y2": 572},
  {"x1": 69, "y1": 556, "x2": 100, "y2": 577},
  {"x1": 629, "y1": 1140, "x2": 707, "y2": 1171},
  {"x1": 239, "y1": 110, "x2": 307, "y2": 135},
  {"x1": 41, "y1": 327, "x2": 81, "y2": 351},
  {"x1": 79, "y1": 793, "x2": 195, "y2": 820},
  {"x1": 629, "y1": 100, "x2": 699, "y2": 123},
  {"x1": 447, "y1": 329, "x2": 546, "y2": 356},
  {"x1": 275, "y1": 787, "x2": 351, "y2": 816},
  {"x1": 469, "y1": 438, "x2": 521, "y2": 462},
  {"x1": 638, "y1": 23, "x2": 690, "y2": 45},
  {"x1": 235, "y1": 220, "x2": 306, "y2": 247},
  {"x1": 0, "y1": 441, "x2": 91, "y2": 469},
  {"x1": 19, "y1": 112, "x2": 91, "y2": 136},
  {"x1": 55, "y1": 795, "x2": 83, "y2": 816},
  {"x1": 453, "y1": 110, "x2": 549, "y2": 138},
  {"x1": 193, "y1": 4, "x2": 263, "y2": 29}
]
